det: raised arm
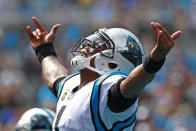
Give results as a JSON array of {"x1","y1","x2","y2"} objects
[
  {"x1": 120, "y1": 22, "x2": 182, "y2": 99},
  {"x1": 26, "y1": 17, "x2": 67, "y2": 92}
]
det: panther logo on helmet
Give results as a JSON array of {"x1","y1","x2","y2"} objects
[{"x1": 120, "y1": 36, "x2": 143, "y2": 67}]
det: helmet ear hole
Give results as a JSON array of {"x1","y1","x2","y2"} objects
[{"x1": 108, "y1": 63, "x2": 117, "y2": 69}]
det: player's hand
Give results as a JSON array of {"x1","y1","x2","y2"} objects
[
  {"x1": 150, "y1": 22, "x2": 182, "y2": 61},
  {"x1": 26, "y1": 17, "x2": 61, "y2": 49}
]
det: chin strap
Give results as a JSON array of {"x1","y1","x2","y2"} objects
[
  {"x1": 71, "y1": 54, "x2": 106, "y2": 75},
  {"x1": 85, "y1": 66, "x2": 106, "y2": 75}
]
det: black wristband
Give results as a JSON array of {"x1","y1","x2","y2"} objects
[
  {"x1": 143, "y1": 54, "x2": 166, "y2": 73},
  {"x1": 34, "y1": 43, "x2": 57, "y2": 63}
]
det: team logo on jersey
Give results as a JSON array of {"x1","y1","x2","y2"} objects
[{"x1": 61, "y1": 89, "x2": 69, "y2": 101}]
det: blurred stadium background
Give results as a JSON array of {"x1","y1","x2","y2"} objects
[{"x1": 0, "y1": 0, "x2": 196, "y2": 131}]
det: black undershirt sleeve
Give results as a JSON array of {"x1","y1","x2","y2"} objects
[
  {"x1": 107, "y1": 77, "x2": 138, "y2": 113},
  {"x1": 53, "y1": 77, "x2": 66, "y2": 97}
]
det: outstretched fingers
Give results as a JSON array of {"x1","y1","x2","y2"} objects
[
  {"x1": 152, "y1": 22, "x2": 183, "y2": 41},
  {"x1": 155, "y1": 23, "x2": 172, "y2": 39},
  {"x1": 171, "y1": 31, "x2": 182, "y2": 40},
  {"x1": 32, "y1": 17, "x2": 47, "y2": 32},
  {"x1": 157, "y1": 30, "x2": 169, "y2": 48},
  {"x1": 26, "y1": 26, "x2": 35, "y2": 39},
  {"x1": 159, "y1": 30, "x2": 174, "y2": 48},
  {"x1": 151, "y1": 22, "x2": 160, "y2": 37},
  {"x1": 50, "y1": 24, "x2": 61, "y2": 34},
  {"x1": 157, "y1": 30, "x2": 162, "y2": 43},
  {"x1": 150, "y1": 22, "x2": 183, "y2": 61}
]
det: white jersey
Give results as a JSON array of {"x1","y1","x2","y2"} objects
[{"x1": 53, "y1": 71, "x2": 138, "y2": 131}]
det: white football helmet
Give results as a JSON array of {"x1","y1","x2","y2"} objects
[
  {"x1": 71, "y1": 28, "x2": 145, "y2": 75},
  {"x1": 15, "y1": 108, "x2": 55, "y2": 131}
]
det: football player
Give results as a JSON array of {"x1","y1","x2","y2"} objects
[
  {"x1": 26, "y1": 17, "x2": 182, "y2": 131},
  {"x1": 15, "y1": 108, "x2": 55, "y2": 131}
]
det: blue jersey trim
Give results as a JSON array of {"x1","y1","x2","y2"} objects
[
  {"x1": 91, "y1": 71, "x2": 137, "y2": 131},
  {"x1": 57, "y1": 72, "x2": 80, "y2": 100},
  {"x1": 112, "y1": 107, "x2": 137, "y2": 131}
]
